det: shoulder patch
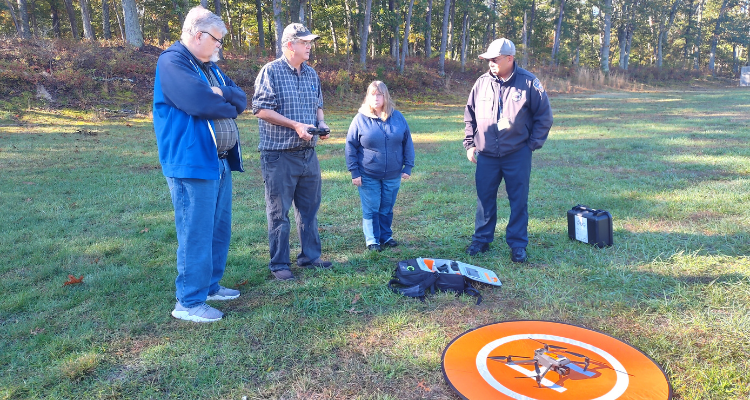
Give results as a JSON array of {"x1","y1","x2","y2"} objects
[{"x1": 532, "y1": 78, "x2": 544, "y2": 93}]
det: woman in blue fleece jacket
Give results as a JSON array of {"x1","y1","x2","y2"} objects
[{"x1": 345, "y1": 81, "x2": 415, "y2": 251}]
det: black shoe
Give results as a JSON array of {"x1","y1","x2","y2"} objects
[
  {"x1": 367, "y1": 244, "x2": 382, "y2": 252},
  {"x1": 466, "y1": 241, "x2": 489, "y2": 256},
  {"x1": 381, "y1": 239, "x2": 398, "y2": 248},
  {"x1": 511, "y1": 247, "x2": 528, "y2": 263}
]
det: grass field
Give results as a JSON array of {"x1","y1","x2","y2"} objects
[{"x1": 1, "y1": 89, "x2": 749, "y2": 399}]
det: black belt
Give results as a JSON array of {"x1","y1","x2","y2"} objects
[
  {"x1": 282, "y1": 146, "x2": 313, "y2": 152},
  {"x1": 218, "y1": 151, "x2": 229, "y2": 159}
]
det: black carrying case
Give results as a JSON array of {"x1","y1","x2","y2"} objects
[{"x1": 567, "y1": 204, "x2": 613, "y2": 248}]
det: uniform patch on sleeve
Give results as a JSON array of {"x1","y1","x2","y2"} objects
[{"x1": 532, "y1": 78, "x2": 544, "y2": 92}]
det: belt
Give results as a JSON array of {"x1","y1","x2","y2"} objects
[
  {"x1": 282, "y1": 146, "x2": 313, "y2": 152},
  {"x1": 218, "y1": 151, "x2": 229, "y2": 159}
]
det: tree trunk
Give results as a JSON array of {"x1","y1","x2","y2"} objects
[
  {"x1": 551, "y1": 0, "x2": 565, "y2": 65},
  {"x1": 79, "y1": 0, "x2": 95, "y2": 40},
  {"x1": 360, "y1": 0, "x2": 372, "y2": 68},
  {"x1": 438, "y1": 0, "x2": 450, "y2": 75},
  {"x1": 459, "y1": 10, "x2": 468, "y2": 72},
  {"x1": 389, "y1": 0, "x2": 398, "y2": 60},
  {"x1": 113, "y1": 0, "x2": 124, "y2": 40},
  {"x1": 62, "y1": 0, "x2": 78, "y2": 39},
  {"x1": 424, "y1": 0, "x2": 432, "y2": 57},
  {"x1": 601, "y1": 0, "x2": 611, "y2": 72},
  {"x1": 492, "y1": 0, "x2": 496, "y2": 38},
  {"x1": 273, "y1": 0, "x2": 283, "y2": 57},
  {"x1": 102, "y1": 0, "x2": 111, "y2": 39},
  {"x1": 656, "y1": 0, "x2": 681, "y2": 68},
  {"x1": 398, "y1": 0, "x2": 414, "y2": 73},
  {"x1": 620, "y1": 0, "x2": 640, "y2": 70},
  {"x1": 17, "y1": 0, "x2": 31, "y2": 38},
  {"x1": 201, "y1": 0, "x2": 207, "y2": 8},
  {"x1": 325, "y1": 0, "x2": 337, "y2": 53},
  {"x1": 50, "y1": 0, "x2": 61, "y2": 38},
  {"x1": 255, "y1": 0, "x2": 264, "y2": 54},
  {"x1": 709, "y1": 0, "x2": 730, "y2": 74},
  {"x1": 122, "y1": 0, "x2": 143, "y2": 47},
  {"x1": 448, "y1": 0, "x2": 455, "y2": 60},
  {"x1": 529, "y1": 0, "x2": 536, "y2": 60},
  {"x1": 4, "y1": 0, "x2": 20, "y2": 35},
  {"x1": 299, "y1": 0, "x2": 307, "y2": 24},
  {"x1": 693, "y1": 0, "x2": 704, "y2": 69},
  {"x1": 521, "y1": 9, "x2": 528, "y2": 67},
  {"x1": 30, "y1": 0, "x2": 38, "y2": 36}
]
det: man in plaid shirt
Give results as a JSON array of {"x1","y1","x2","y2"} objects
[{"x1": 252, "y1": 23, "x2": 332, "y2": 281}]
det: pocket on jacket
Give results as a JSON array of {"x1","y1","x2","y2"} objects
[
  {"x1": 476, "y1": 98, "x2": 493, "y2": 119},
  {"x1": 363, "y1": 148, "x2": 381, "y2": 166}
]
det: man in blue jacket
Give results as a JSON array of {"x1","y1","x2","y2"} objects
[
  {"x1": 153, "y1": 6, "x2": 246, "y2": 322},
  {"x1": 464, "y1": 38, "x2": 553, "y2": 263}
]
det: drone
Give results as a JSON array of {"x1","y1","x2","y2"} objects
[{"x1": 488, "y1": 338, "x2": 596, "y2": 388}]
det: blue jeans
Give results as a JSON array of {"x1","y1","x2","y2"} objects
[
  {"x1": 166, "y1": 158, "x2": 232, "y2": 308},
  {"x1": 260, "y1": 148, "x2": 322, "y2": 271},
  {"x1": 473, "y1": 146, "x2": 532, "y2": 249},
  {"x1": 358, "y1": 175, "x2": 402, "y2": 245}
]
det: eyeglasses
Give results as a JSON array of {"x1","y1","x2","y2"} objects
[
  {"x1": 489, "y1": 55, "x2": 510, "y2": 64},
  {"x1": 201, "y1": 31, "x2": 224, "y2": 46},
  {"x1": 295, "y1": 40, "x2": 313, "y2": 48}
]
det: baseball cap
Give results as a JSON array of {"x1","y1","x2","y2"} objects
[
  {"x1": 478, "y1": 38, "x2": 516, "y2": 59},
  {"x1": 281, "y1": 23, "x2": 319, "y2": 44}
]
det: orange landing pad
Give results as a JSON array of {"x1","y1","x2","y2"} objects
[{"x1": 442, "y1": 320, "x2": 671, "y2": 400}]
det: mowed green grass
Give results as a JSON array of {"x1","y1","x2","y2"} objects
[{"x1": 1, "y1": 89, "x2": 749, "y2": 399}]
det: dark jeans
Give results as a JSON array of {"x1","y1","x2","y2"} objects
[
  {"x1": 472, "y1": 146, "x2": 532, "y2": 249},
  {"x1": 260, "y1": 148, "x2": 322, "y2": 271}
]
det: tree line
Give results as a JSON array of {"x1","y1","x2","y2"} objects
[{"x1": 2, "y1": 0, "x2": 749, "y2": 76}]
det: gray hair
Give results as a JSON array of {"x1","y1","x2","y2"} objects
[{"x1": 180, "y1": 6, "x2": 227, "y2": 44}]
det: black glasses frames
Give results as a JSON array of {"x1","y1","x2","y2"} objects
[{"x1": 201, "y1": 31, "x2": 223, "y2": 45}]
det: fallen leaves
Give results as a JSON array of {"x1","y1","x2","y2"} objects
[
  {"x1": 417, "y1": 381, "x2": 431, "y2": 392},
  {"x1": 139, "y1": 227, "x2": 149, "y2": 233},
  {"x1": 235, "y1": 279, "x2": 248, "y2": 288},
  {"x1": 347, "y1": 293, "x2": 362, "y2": 314},
  {"x1": 63, "y1": 275, "x2": 84, "y2": 286}
]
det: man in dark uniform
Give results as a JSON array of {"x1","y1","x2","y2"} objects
[{"x1": 463, "y1": 38, "x2": 553, "y2": 263}]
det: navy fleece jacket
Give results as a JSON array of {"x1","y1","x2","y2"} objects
[
  {"x1": 345, "y1": 109, "x2": 415, "y2": 180},
  {"x1": 153, "y1": 41, "x2": 246, "y2": 180}
]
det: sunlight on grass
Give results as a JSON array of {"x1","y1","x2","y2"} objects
[{"x1": 2, "y1": 89, "x2": 749, "y2": 399}]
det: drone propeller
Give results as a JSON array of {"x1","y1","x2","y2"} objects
[
  {"x1": 488, "y1": 355, "x2": 531, "y2": 363},
  {"x1": 529, "y1": 337, "x2": 567, "y2": 350},
  {"x1": 534, "y1": 362, "x2": 542, "y2": 387},
  {"x1": 564, "y1": 350, "x2": 587, "y2": 358}
]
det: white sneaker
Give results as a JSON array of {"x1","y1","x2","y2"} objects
[
  {"x1": 206, "y1": 286, "x2": 240, "y2": 301},
  {"x1": 171, "y1": 302, "x2": 223, "y2": 322}
]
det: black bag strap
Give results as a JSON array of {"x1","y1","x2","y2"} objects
[{"x1": 462, "y1": 281, "x2": 483, "y2": 305}]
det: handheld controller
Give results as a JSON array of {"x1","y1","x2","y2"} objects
[{"x1": 307, "y1": 127, "x2": 330, "y2": 136}]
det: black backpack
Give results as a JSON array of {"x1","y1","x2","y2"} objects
[{"x1": 388, "y1": 259, "x2": 483, "y2": 305}]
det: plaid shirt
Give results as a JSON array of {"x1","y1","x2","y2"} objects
[
  {"x1": 252, "y1": 56, "x2": 324, "y2": 150},
  {"x1": 200, "y1": 62, "x2": 239, "y2": 153}
]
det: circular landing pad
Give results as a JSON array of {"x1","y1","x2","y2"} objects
[{"x1": 442, "y1": 320, "x2": 671, "y2": 400}]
